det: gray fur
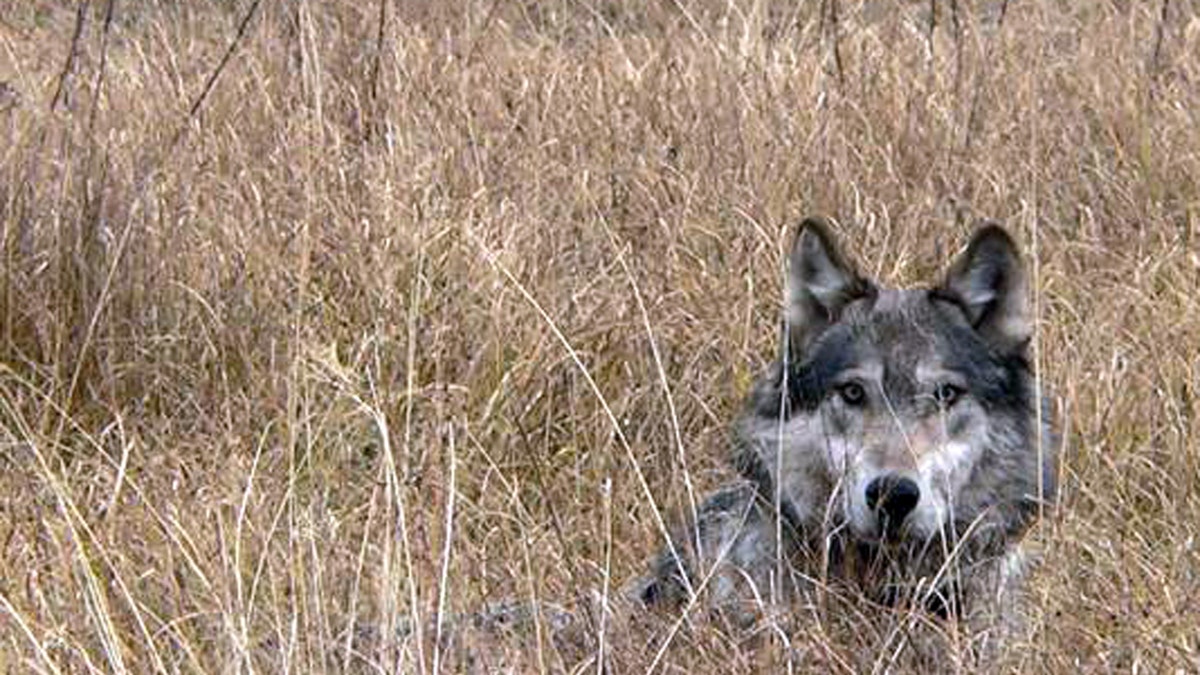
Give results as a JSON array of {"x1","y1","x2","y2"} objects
[{"x1": 636, "y1": 217, "x2": 1058, "y2": 642}]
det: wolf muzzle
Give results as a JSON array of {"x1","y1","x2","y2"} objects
[{"x1": 865, "y1": 474, "x2": 920, "y2": 536}]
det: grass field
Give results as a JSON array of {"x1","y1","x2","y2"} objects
[{"x1": 1, "y1": 1, "x2": 1198, "y2": 672}]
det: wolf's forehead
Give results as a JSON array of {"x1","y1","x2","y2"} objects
[
  {"x1": 848, "y1": 289, "x2": 951, "y2": 371},
  {"x1": 869, "y1": 288, "x2": 911, "y2": 314}
]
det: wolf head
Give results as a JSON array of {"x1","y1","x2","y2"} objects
[{"x1": 738, "y1": 218, "x2": 1055, "y2": 556}]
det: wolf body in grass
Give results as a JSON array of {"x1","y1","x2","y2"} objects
[
  {"x1": 637, "y1": 218, "x2": 1058, "y2": 639},
  {"x1": 367, "y1": 219, "x2": 1057, "y2": 670}
]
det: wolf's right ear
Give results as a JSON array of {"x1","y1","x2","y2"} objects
[
  {"x1": 785, "y1": 218, "x2": 873, "y2": 360},
  {"x1": 934, "y1": 224, "x2": 1031, "y2": 354}
]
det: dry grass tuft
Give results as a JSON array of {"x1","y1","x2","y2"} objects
[{"x1": 1, "y1": 1, "x2": 1198, "y2": 672}]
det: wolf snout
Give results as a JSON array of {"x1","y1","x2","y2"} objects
[{"x1": 865, "y1": 474, "x2": 920, "y2": 530}]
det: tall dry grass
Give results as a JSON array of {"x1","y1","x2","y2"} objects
[{"x1": 1, "y1": 0, "x2": 1198, "y2": 672}]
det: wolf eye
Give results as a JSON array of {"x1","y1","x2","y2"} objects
[
  {"x1": 933, "y1": 383, "x2": 964, "y2": 408},
  {"x1": 836, "y1": 382, "x2": 866, "y2": 407}
]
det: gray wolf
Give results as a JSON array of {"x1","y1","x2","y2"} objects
[{"x1": 636, "y1": 218, "x2": 1058, "y2": 646}]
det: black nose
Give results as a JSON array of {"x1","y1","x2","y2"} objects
[{"x1": 865, "y1": 475, "x2": 920, "y2": 525}]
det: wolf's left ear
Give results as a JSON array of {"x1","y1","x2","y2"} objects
[
  {"x1": 785, "y1": 218, "x2": 873, "y2": 359},
  {"x1": 935, "y1": 224, "x2": 1031, "y2": 353}
]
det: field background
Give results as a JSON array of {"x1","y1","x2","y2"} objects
[{"x1": 2, "y1": 1, "x2": 1198, "y2": 672}]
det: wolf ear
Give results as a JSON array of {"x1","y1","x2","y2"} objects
[
  {"x1": 935, "y1": 224, "x2": 1031, "y2": 353},
  {"x1": 785, "y1": 218, "x2": 873, "y2": 360}
]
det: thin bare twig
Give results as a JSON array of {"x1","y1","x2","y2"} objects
[
  {"x1": 186, "y1": 0, "x2": 263, "y2": 120},
  {"x1": 368, "y1": 0, "x2": 387, "y2": 102},
  {"x1": 927, "y1": 0, "x2": 938, "y2": 64},
  {"x1": 951, "y1": 0, "x2": 963, "y2": 97},
  {"x1": 85, "y1": 0, "x2": 117, "y2": 140},
  {"x1": 828, "y1": 0, "x2": 845, "y2": 85},
  {"x1": 1150, "y1": 0, "x2": 1171, "y2": 80},
  {"x1": 50, "y1": 1, "x2": 90, "y2": 111}
]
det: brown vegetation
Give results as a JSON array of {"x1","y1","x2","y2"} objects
[{"x1": 1, "y1": 1, "x2": 1198, "y2": 672}]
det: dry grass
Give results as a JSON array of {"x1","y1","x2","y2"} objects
[{"x1": 1, "y1": 0, "x2": 1198, "y2": 672}]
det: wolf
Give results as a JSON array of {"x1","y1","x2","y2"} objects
[{"x1": 636, "y1": 218, "x2": 1058, "y2": 647}]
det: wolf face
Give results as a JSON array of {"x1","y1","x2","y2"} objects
[
  {"x1": 734, "y1": 216, "x2": 1056, "y2": 562},
  {"x1": 638, "y1": 217, "x2": 1057, "y2": 623},
  {"x1": 740, "y1": 217, "x2": 1054, "y2": 563}
]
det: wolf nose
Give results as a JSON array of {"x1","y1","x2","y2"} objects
[{"x1": 865, "y1": 475, "x2": 920, "y2": 525}]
